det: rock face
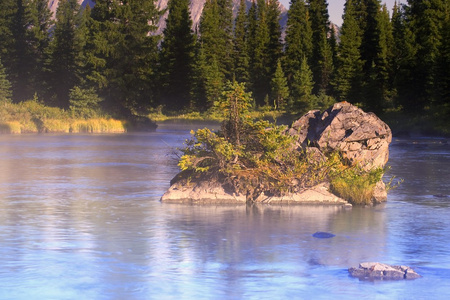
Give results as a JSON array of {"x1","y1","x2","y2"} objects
[
  {"x1": 289, "y1": 102, "x2": 392, "y2": 172},
  {"x1": 349, "y1": 262, "x2": 421, "y2": 280}
]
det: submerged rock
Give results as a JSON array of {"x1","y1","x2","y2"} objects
[
  {"x1": 312, "y1": 232, "x2": 335, "y2": 238},
  {"x1": 349, "y1": 262, "x2": 421, "y2": 280}
]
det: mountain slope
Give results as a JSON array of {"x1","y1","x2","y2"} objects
[{"x1": 48, "y1": 0, "x2": 287, "y2": 35}]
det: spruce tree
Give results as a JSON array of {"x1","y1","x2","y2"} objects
[
  {"x1": 406, "y1": 0, "x2": 447, "y2": 112},
  {"x1": 46, "y1": 0, "x2": 84, "y2": 108},
  {"x1": 28, "y1": 0, "x2": 54, "y2": 99},
  {"x1": 435, "y1": 7, "x2": 450, "y2": 111},
  {"x1": 0, "y1": 59, "x2": 12, "y2": 104},
  {"x1": 160, "y1": 0, "x2": 196, "y2": 111},
  {"x1": 284, "y1": 0, "x2": 313, "y2": 87},
  {"x1": 333, "y1": 0, "x2": 364, "y2": 103},
  {"x1": 233, "y1": 0, "x2": 250, "y2": 84},
  {"x1": 249, "y1": 0, "x2": 271, "y2": 105},
  {"x1": 308, "y1": 0, "x2": 333, "y2": 94},
  {"x1": 391, "y1": 1, "x2": 416, "y2": 110},
  {"x1": 267, "y1": 0, "x2": 283, "y2": 81},
  {"x1": 291, "y1": 56, "x2": 314, "y2": 113},
  {"x1": 271, "y1": 59, "x2": 289, "y2": 110},
  {"x1": 89, "y1": 0, "x2": 161, "y2": 115}
]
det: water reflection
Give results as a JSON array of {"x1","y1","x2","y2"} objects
[{"x1": 0, "y1": 131, "x2": 449, "y2": 299}]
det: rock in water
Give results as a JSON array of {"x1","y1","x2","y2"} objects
[
  {"x1": 312, "y1": 232, "x2": 335, "y2": 238},
  {"x1": 349, "y1": 262, "x2": 421, "y2": 280},
  {"x1": 289, "y1": 102, "x2": 392, "y2": 172}
]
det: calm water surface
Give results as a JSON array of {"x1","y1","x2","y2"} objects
[{"x1": 0, "y1": 123, "x2": 449, "y2": 299}]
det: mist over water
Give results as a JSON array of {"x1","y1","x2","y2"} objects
[{"x1": 0, "y1": 124, "x2": 449, "y2": 299}]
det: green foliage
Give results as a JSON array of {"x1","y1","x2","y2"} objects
[
  {"x1": 215, "y1": 81, "x2": 252, "y2": 145},
  {"x1": 69, "y1": 86, "x2": 102, "y2": 118},
  {"x1": 179, "y1": 91, "x2": 384, "y2": 204},
  {"x1": 284, "y1": 0, "x2": 313, "y2": 86},
  {"x1": 329, "y1": 153, "x2": 385, "y2": 205},
  {"x1": 0, "y1": 59, "x2": 12, "y2": 104},
  {"x1": 308, "y1": 0, "x2": 334, "y2": 94},
  {"x1": 159, "y1": 0, "x2": 196, "y2": 110},
  {"x1": 271, "y1": 59, "x2": 290, "y2": 110}
]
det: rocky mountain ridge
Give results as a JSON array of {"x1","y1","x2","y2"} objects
[{"x1": 47, "y1": 0, "x2": 288, "y2": 35}]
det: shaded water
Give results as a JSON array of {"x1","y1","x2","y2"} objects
[{"x1": 0, "y1": 124, "x2": 449, "y2": 299}]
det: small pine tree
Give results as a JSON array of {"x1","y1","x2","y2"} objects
[
  {"x1": 291, "y1": 56, "x2": 314, "y2": 113},
  {"x1": 271, "y1": 59, "x2": 289, "y2": 110}
]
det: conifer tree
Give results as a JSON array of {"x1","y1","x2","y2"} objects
[
  {"x1": 248, "y1": 0, "x2": 271, "y2": 105},
  {"x1": 291, "y1": 56, "x2": 314, "y2": 112},
  {"x1": 267, "y1": 0, "x2": 283, "y2": 81},
  {"x1": 435, "y1": 7, "x2": 450, "y2": 110},
  {"x1": 333, "y1": 0, "x2": 364, "y2": 103},
  {"x1": 308, "y1": 0, "x2": 333, "y2": 94},
  {"x1": 46, "y1": 0, "x2": 84, "y2": 108},
  {"x1": 0, "y1": 59, "x2": 12, "y2": 104},
  {"x1": 356, "y1": 0, "x2": 388, "y2": 112},
  {"x1": 284, "y1": 0, "x2": 312, "y2": 87},
  {"x1": 271, "y1": 59, "x2": 289, "y2": 110},
  {"x1": 88, "y1": 0, "x2": 161, "y2": 115},
  {"x1": 405, "y1": 0, "x2": 446, "y2": 112},
  {"x1": 233, "y1": 0, "x2": 250, "y2": 84},
  {"x1": 160, "y1": 0, "x2": 196, "y2": 111},
  {"x1": 391, "y1": 1, "x2": 416, "y2": 110},
  {"x1": 28, "y1": 0, "x2": 54, "y2": 99}
]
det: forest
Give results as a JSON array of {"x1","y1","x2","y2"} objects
[{"x1": 0, "y1": 0, "x2": 449, "y2": 133}]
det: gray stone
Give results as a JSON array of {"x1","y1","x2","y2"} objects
[
  {"x1": 161, "y1": 180, "x2": 350, "y2": 205},
  {"x1": 349, "y1": 262, "x2": 421, "y2": 281},
  {"x1": 289, "y1": 102, "x2": 392, "y2": 172}
]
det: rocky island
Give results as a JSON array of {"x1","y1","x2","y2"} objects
[{"x1": 161, "y1": 86, "x2": 392, "y2": 206}]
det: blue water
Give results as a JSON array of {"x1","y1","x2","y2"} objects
[{"x1": 0, "y1": 124, "x2": 449, "y2": 299}]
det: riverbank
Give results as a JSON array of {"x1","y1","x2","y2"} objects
[{"x1": 0, "y1": 100, "x2": 156, "y2": 134}]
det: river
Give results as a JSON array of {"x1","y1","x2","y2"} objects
[{"x1": 0, "y1": 122, "x2": 449, "y2": 299}]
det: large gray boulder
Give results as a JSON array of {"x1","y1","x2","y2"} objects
[
  {"x1": 289, "y1": 102, "x2": 392, "y2": 171},
  {"x1": 349, "y1": 262, "x2": 421, "y2": 280}
]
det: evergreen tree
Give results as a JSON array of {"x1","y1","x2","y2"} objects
[
  {"x1": 391, "y1": 1, "x2": 416, "y2": 110},
  {"x1": 267, "y1": 0, "x2": 283, "y2": 81},
  {"x1": 160, "y1": 0, "x2": 196, "y2": 111},
  {"x1": 28, "y1": 0, "x2": 54, "y2": 99},
  {"x1": 271, "y1": 59, "x2": 289, "y2": 110},
  {"x1": 199, "y1": 0, "x2": 233, "y2": 80},
  {"x1": 0, "y1": 0, "x2": 37, "y2": 102},
  {"x1": 435, "y1": 6, "x2": 450, "y2": 111},
  {"x1": 291, "y1": 56, "x2": 314, "y2": 112},
  {"x1": 217, "y1": 0, "x2": 234, "y2": 79},
  {"x1": 308, "y1": 0, "x2": 333, "y2": 94},
  {"x1": 248, "y1": 0, "x2": 271, "y2": 105},
  {"x1": 405, "y1": 0, "x2": 447, "y2": 112},
  {"x1": 89, "y1": 0, "x2": 161, "y2": 115},
  {"x1": 46, "y1": 0, "x2": 84, "y2": 108},
  {"x1": 333, "y1": 0, "x2": 364, "y2": 103},
  {"x1": 0, "y1": 59, "x2": 12, "y2": 104},
  {"x1": 284, "y1": 0, "x2": 313, "y2": 87},
  {"x1": 233, "y1": 0, "x2": 250, "y2": 84}
]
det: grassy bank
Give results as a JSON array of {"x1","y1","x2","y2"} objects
[
  {"x1": 148, "y1": 105, "x2": 285, "y2": 123},
  {"x1": 0, "y1": 100, "x2": 127, "y2": 134}
]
